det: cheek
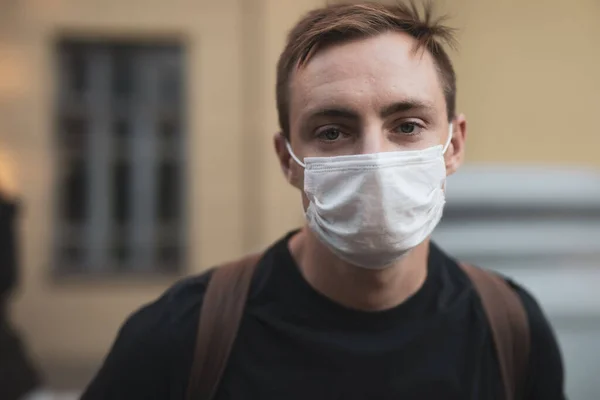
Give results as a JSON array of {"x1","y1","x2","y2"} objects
[
  {"x1": 289, "y1": 165, "x2": 309, "y2": 210},
  {"x1": 288, "y1": 162, "x2": 305, "y2": 187},
  {"x1": 443, "y1": 142, "x2": 454, "y2": 162},
  {"x1": 302, "y1": 192, "x2": 310, "y2": 211}
]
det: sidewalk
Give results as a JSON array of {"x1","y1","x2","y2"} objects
[{"x1": 22, "y1": 390, "x2": 81, "y2": 400}]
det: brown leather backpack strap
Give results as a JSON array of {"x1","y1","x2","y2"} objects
[
  {"x1": 186, "y1": 253, "x2": 262, "y2": 400},
  {"x1": 460, "y1": 263, "x2": 530, "y2": 400}
]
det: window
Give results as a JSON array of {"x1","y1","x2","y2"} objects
[{"x1": 54, "y1": 38, "x2": 185, "y2": 276}]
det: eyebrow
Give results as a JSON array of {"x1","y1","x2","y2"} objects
[
  {"x1": 379, "y1": 99, "x2": 436, "y2": 119},
  {"x1": 304, "y1": 99, "x2": 436, "y2": 124},
  {"x1": 306, "y1": 107, "x2": 360, "y2": 121}
]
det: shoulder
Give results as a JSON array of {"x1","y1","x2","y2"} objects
[
  {"x1": 502, "y1": 276, "x2": 563, "y2": 368},
  {"x1": 503, "y1": 277, "x2": 565, "y2": 398},
  {"x1": 161, "y1": 269, "x2": 215, "y2": 325},
  {"x1": 117, "y1": 245, "x2": 276, "y2": 346},
  {"x1": 504, "y1": 277, "x2": 555, "y2": 341},
  {"x1": 0, "y1": 196, "x2": 18, "y2": 219},
  {"x1": 125, "y1": 270, "x2": 217, "y2": 354},
  {"x1": 118, "y1": 269, "x2": 219, "y2": 360},
  {"x1": 124, "y1": 269, "x2": 215, "y2": 336},
  {"x1": 466, "y1": 267, "x2": 566, "y2": 399},
  {"x1": 82, "y1": 270, "x2": 215, "y2": 399},
  {"x1": 433, "y1": 244, "x2": 565, "y2": 398},
  {"x1": 437, "y1": 247, "x2": 560, "y2": 357}
]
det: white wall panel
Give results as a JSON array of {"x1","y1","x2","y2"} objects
[{"x1": 433, "y1": 166, "x2": 600, "y2": 400}]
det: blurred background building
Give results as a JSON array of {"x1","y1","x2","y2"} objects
[{"x1": 0, "y1": 0, "x2": 599, "y2": 398}]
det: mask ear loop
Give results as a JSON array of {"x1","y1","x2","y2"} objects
[
  {"x1": 441, "y1": 123, "x2": 454, "y2": 192},
  {"x1": 285, "y1": 140, "x2": 306, "y2": 168},
  {"x1": 442, "y1": 123, "x2": 453, "y2": 154}
]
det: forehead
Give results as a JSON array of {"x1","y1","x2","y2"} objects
[{"x1": 289, "y1": 32, "x2": 445, "y2": 122}]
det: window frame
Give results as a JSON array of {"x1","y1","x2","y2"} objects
[{"x1": 52, "y1": 36, "x2": 188, "y2": 279}]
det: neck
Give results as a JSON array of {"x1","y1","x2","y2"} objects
[{"x1": 288, "y1": 227, "x2": 430, "y2": 312}]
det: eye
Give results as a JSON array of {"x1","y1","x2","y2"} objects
[
  {"x1": 398, "y1": 122, "x2": 417, "y2": 134},
  {"x1": 316, "y1": 127, "x2": 343, "y2": 141},
  {"x1": 395, "y1": 122, "x2": 423, "y2": 136}
]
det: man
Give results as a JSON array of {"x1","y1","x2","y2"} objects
[
  {"x1": 0, "y1": 157, "x2": 41, "y2": 400},
  {"x1": 83, "y1": 2, "x2": 565, "y2": 399}
]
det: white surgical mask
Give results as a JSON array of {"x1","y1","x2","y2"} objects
[{"x1": 286, "y1": 124, "x2": 453, "y2": 269}]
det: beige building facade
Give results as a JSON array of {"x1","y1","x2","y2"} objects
[{"x1": 0, "y1": 0, "x2": 599, "y2": 388}]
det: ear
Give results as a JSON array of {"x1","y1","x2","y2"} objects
[
  {"x1": 273, "y1": 132, "x2": 294, "y2": 183},
  {"x1": 445, "y1": 113, "x2": 467, "y2": 176}
]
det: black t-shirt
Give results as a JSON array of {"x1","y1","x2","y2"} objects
[{"x1": 82, "y1": 232, "x2": 565, "y2": 400}]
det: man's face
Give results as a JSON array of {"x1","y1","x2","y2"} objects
[{"x1": 275, "y1": 31, "x2": 465, "y2": 201}]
